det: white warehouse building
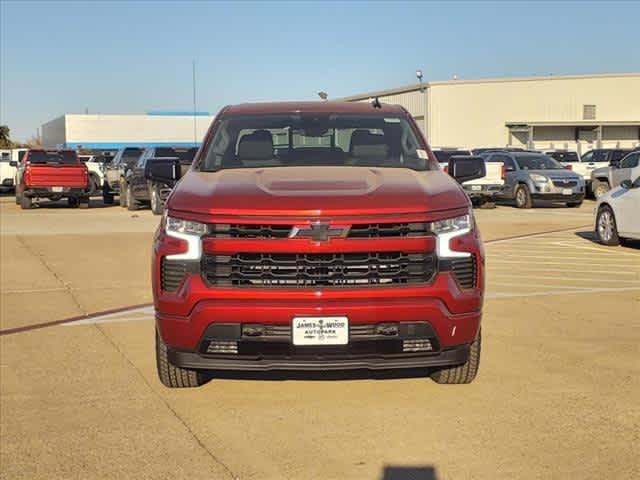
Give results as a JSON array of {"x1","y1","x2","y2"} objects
[
  {"x1": 341, "y1": 72, "x2": 640, "y2": 154},
  {"x1": 40, "y1": 73, "x2": 640, "y2": 154},
  {"x1": 41, "y1": 112, "x2": 214, "y2": 149}
]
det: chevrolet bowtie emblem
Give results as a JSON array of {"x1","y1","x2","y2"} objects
[{"x1": 289, "y1": 222, "x2": 350, "y2": 242}]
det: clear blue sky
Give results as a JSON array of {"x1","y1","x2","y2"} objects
[{"x1": 1, "y1": 0, "x2": 639, "y2": 141}]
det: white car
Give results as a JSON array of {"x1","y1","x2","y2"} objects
[{"x1": 594, "y1": 176, "x2": 640, "y2": 245}]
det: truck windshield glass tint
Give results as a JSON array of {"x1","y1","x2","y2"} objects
[
  {"x1": 515, "y1": 155, "x2": 564, "y2": 170},
  {"x1": 199, "y1": 114, "x2": 427, "y2": 171}
]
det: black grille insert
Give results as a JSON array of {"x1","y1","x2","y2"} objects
[
  {"x1": 203, "y1": 252, "x2": 437, "y2": 287},
  {"x1": 445, "y1": 256, "x2": 477, "y2": 289},
  {"x1": 161, "y1": 259, "x2": 187, "y2": 292},
  {"x1": 552, "y1": 180, "x2": 578, "y2": 188}
]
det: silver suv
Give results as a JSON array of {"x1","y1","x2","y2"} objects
[{"x1": 484, "y1": 151, "x2": 585, "y2": 208}]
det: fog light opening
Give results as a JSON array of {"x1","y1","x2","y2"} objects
[
  {"x1": 206, "y1": 340, "x2": 238, "y2": 354},
  {"x1": 403, "y1": 339, "x2": 434, "y2": 352}
]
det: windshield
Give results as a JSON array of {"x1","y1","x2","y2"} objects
[
  {"x1": 546, "y1": 151, "x2": 579, "y2": 162},
  {"x1": 515, "y1": 155, "x2": 565, "y2": 170},
  {"x1": 433, "y1": 150, "x2": 471, "y2": 163},
  {"x1": 155, "y1": 147, "x2": 198, "y2": 165},
  {"x1": 28, "y1": 150, "x2": 78, "y2": 164},
  {"x1": 199, "y1": 113, "x2": 427, "y2": 171}
]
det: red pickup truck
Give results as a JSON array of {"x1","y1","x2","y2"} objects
[
  {"x1": 149, "y1": 102, "x2": 485, "y2": 388},
  {"x1": 13, "y1": 149, "x2": 90, "y2": 209}
]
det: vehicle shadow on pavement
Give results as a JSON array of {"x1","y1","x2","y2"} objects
[
  {"x1": 381, "y1": 466, "x2": 438, "y2": 480},
  {"x1": 575, "y1": 230, "x2": 640, "y2": 249},
  {"x1": 207, "y1": 368, "x2": 434, "y2": 382},
  {"x1": 21, "y1": 198, "x2": 117, "y2": 209}
]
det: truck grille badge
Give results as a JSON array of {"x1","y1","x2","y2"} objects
[{"x1": 288, "y1": 222, "x2": 350, "y2": 242}]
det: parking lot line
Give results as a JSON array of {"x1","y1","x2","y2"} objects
[{"x1": 486, "y1": 286, "x2": 640, "y2": 298}]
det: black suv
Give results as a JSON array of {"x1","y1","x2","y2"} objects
[{"x1": 123, "y1": 146, "x2": 198, "y2": 214}]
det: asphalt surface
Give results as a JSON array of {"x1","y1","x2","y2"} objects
[{"x1": 1, "y1": 195, "x2": 638, "y2": 479}]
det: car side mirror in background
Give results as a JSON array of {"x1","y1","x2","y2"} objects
[
  {"x1": 145, "y1": 157, "x2": 181, "y2": 183},
  {"x1": 620, "y1": 179, "x2": 633, "y2": 189},
  {"x1": 447, "y1": 156, "x2": 486, "y2": 184}
]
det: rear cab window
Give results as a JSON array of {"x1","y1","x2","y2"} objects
[{"x1": 28, "y1": 150, "x2": 78, "y2": 165}]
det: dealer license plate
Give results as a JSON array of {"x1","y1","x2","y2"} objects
[
  {"x1": 562, "y1": 188, "x2": 573, "y2": 195},
  {"x1": 470, "y1": 185, "x2": 482, "y2": 191},
  {"x1": 292, "y1": 317, "x2": 349, "y2": 346},
  {"x1": 51, "y1": 187, "x2": 63, "y2": 193}
]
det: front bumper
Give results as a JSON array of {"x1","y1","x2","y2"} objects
[
  {"x1": 531, "y1": 192, "x2": 584, "y2": 202},
  {"x1": 167, "y1": 342, "x2": 470, "y2": 371}
]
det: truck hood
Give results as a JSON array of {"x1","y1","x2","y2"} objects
[{"x1": 168, "y1": 166, "x2": 468, "y2": 217}]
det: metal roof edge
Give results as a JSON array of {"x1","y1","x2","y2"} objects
[{"x1": 339, "y1": 72, "x2": 640, "y2": 101}]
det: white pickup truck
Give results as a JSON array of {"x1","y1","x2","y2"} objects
[
  {"x1": 78, "y1": 155, "x2": 108, "y2": 196},
  {"x1": 434, "y1": 150, "x2": 504, "y2": 206},
  {"x1": 0, "y1": 148, "x2": 27, "y2": 192}
]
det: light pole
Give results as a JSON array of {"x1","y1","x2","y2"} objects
[{"x1": 416, "y1": 69, "x2": 427, "y2": 138}]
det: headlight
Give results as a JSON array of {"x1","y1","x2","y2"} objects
[
  {"x1": 432, "y1": 214, "x2": 471, "y2": 234},
  {"x1": 530, "y1": 174, "x2": 548, "y2": 182},
  {"x1": 166, "y1": 216, "x2": 207, "y2": 236},
  {"x1": 164, "y1": 215, "x2": 206, "y2": 261},
  {"x1": 432, "y1": 214, "x2": 473, "y2": 259}
]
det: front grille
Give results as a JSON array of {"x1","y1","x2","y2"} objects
[
  {"x1": 447, "y1": 256, "x2": 477, "y2": 289},
  {"x1": 161, "y1": 259, "x2": 187, "y2": 292},
  {"x1": 552, "y1": 180, "x2": 578, "y2": 188},
  {"x1": 206, "y1": 222, "x2": 430, "y2": 239},
  {"x1": 202, "y1": 252, "x2": 437, "y2": 287}
]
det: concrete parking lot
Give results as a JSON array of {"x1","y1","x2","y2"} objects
[{"x1": 1, "y1": 196, "x2": 638, "y2": 480}]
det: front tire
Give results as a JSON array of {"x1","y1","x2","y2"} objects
[
  {"x1": 126, "y1": 184, "x2": 138, "y2": 211},
  {"x1": 119, "y1": 180, "x2": 128, "y2": 208},
  {"x1": 596, "y1": 205, "x2": 620, "y2": 246},
  {"x1": 593, "y1": 179, "x2": 610, "y2": 199},
  {"x1": 431, "y1": 330, "x2": 481, "y2": 384},
  {"x1": 67, "y1": 196, "x2": 79, "y2": 208},
  {"x1": 150, "y1": 183, "x2": 163, "y2": 215},
  {"x1": 156, "y1": 331, "x2": 208, "y2": 388},
  {"x1": 514, "y1": 184, "x2": 532, "y2": 209}
]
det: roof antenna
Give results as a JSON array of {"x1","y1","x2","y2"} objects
[{"x1": 371, "y1": 96, "x2": 382, "y2": 109}]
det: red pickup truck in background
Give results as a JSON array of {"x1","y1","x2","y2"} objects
[
  {"x1": 13, "y1": 149, "x2": 90, "y2": 209},
  {"x1": 148, "y1": 101, "x2": 486, "y2": 388}
]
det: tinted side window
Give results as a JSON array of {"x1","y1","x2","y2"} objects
[
  {"x1": 611, "y1": 150, "x2": 630, "y2": 163},
  {"x1": 592, "y1": 150, "x2": 608, "y2": 162},
  {"x1": 620, "y1": 153, "x2": 639, "y2": 169},
  {"x1": 581, "y1": 151, "x2": 593, "y2": 163}
]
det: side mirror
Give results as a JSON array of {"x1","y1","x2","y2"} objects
[
  {"x1": 9, "y1": 161, "x2": 18, "y2": 167},
  {"x1": 145, "y1": 157, "x2": 181, "y2": 183},
  {"x1": 620, "y1": 179, "x2": 633, "y2": 189},
  {"x1": 447, "y1": 156, "x2": 486, "y2": 184}
]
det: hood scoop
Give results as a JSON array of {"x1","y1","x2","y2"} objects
[{"x1": 255, "y1": 167, "x2": 383, "y2": 196}]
